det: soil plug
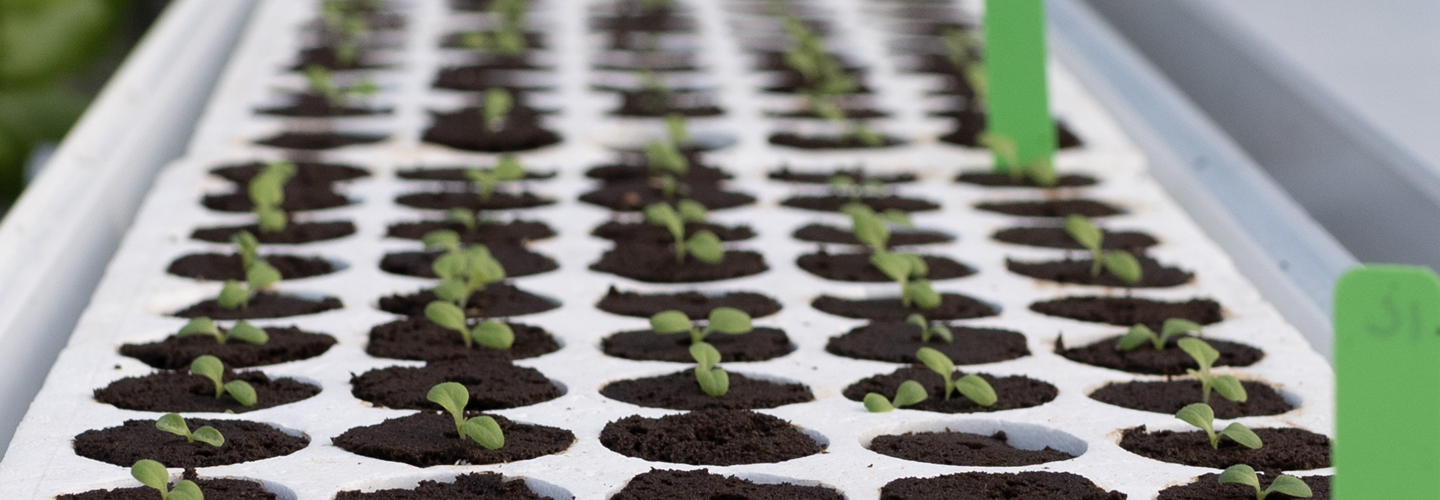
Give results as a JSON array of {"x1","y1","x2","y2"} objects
[
  {"x1": 916, "y1": 347, "x2": 996, "y2": 405},
  {"x1": 1218, "y1": 464, "x2": 1312, "y2": 500},
  {"x1": 190, "y1": 355, "x2": 256, "y2": 406},
  {"x1": 427, "y1": 382, "x2": 504, "y2": 449},
  {"x1": 131, "y1": 459, "x2": 203, "y2": 500},
  {"x1": 155, "y1": 413, "x2": 224, "y2": 447}
]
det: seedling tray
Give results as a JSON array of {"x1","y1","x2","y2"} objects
[{"x1": 0, "y1": 0, "x2": 1333, "y2": 498}]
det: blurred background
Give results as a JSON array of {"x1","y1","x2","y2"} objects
[{"x1": 0, "y1": 0, "x2": 170, "y2": 215}]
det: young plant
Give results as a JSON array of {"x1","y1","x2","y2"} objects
[
  {"x1": 217, "y1": 258, "x2": 281, "y2": 310},
  {"x1": 303, "y1": 65, "x2": 377, "y2": 107},
  {"x1": 156, "y1": 413, "x2": 224, "y2": 447},
  {"x1": 466, "y1": 156, "x2": 526, "y2": 202},
  {"x1": 915, "y1": 347, "x2": 996, "y2": 406},
  {"x1": 644, "y1": 202, "x2": 723, "y2": 264},
  {"x1": 842, "y1": 202, "x2": 912, "y2": 252},
  {"x1": 427, "y1": 241, "x2": 506, "y2": 307},
  {"x1": 870, "y1": 250, "x2": 940, "y2": 310},
  {"x1": 1063, "y1": 215, "x2": 1143, "y2": 285},
  {"x1": 445, "y1": 208, "x2": 499, "y2": 233},
  {"x1": 482, "y1": 88, "x2": 513, "y2": 133},
  {"x1": 427, "y1": 382, "x2": 505, "y2": 450},
  {"x1": 320, "y1": 3, "x2": 369, "y2": 66},
  {"x1": 907, "y1": 313, "x2": 952, "y2": 343},
  {"x1": 131, "y1": 459, "x2": 203, "y2": 500},
  {"x1": 1178, "y1": 337, "x2": 1247, "y2": 405},
  {"x1": 1218, "y1": 465, "x2": 1313, "y2": 500},
  {"x1": 248, "y1": 161, "x2": 295, "y2": 233},
  {"x1": 190, "y1": 355, "x2": 257, "y2": 406},
  {"x1": 424, "y1": 301, "x2": 515, "y2": 350},
  {"x1": 1175, "y1": 403, "x2": 1261, "y2": 450},
  {"x1": 176, "y1": 317, "x2": 269, "y2": 345},
  {"x1": 644, "y1": 139, "x2": 688, "y2": 177},
  {"x1": 977, "y1": 132, "x2": 1056, "y2": 187},
  {"x1": 1116, "y1": 318, "x2": 1204, "y2": 351},
  {"x1": 649, "y1": 307, "x2": 752, "y2": 344},
  {"x1": 665, "y1": 113, "x2": 689, "y2": 146},
  {"x1": 230, "y1": 231, "x2": 259, "y2": 270},
  {"x1": 636, "y1": 70, "x2": 668, "y2": 114},
  {"x1": 690, "y1": 342, "x2": 729, "y2": 397},
  {"x1": 863, "y1": 379, "x2": 928, "y2": 413}
]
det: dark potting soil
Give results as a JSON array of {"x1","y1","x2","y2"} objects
[
  {"x1": 591, "y1": 14, "x2": 696, "y2": 33},
  {"x1": 843, "y1": 366, "x2": 1057, "y2": 414},
  {"x1": 366, "y1": 317, "x2": 560, "y2": 361},
  {"x1": 591, "y1": 245, "x2": 767, "y2": 283},
  {"x1": 202, "y1": 185, "x2": 351, "y2": 212},
  {"x1": 58, "y1": 471, "x2": 275, "y2": 500},
  {"x1": 291, "y1": 47, "x2": 387, "y2": 71},
  {"x1": 433, "y1": 65, "x2": 554, "y2": 92},
  {"x1": 192, "y1": 221, "x2": 356, "y2": 244},
  {"x1": 351, "y1": 358, "x2": 561, "y2": 411},
  {"x1": 167, "y1": 253, "x2": 335, "y2": 281},
  {"x1": 395, "y1": 166, "x2": 555, "y2": 182},
  {"x1": 593, "y1": 54, "x2": 700, "y2": 72},
  {"x1": 94, "y1": 370, "x2": 321, "y2": 413},
  {"x1": 602, "y1": 328, "x2": 792, "y2": 362},
  {"x1": 584, "y1": 161, "x2": 730, "y2": 183},
  {"x1": 254, "y1": 131, "x2": 388, "y2": 150},
  {"x1": 768, "y1": 166, "x2": 916, "y2": 184},
  {"x1": 579, "y1": 183, "x2": 756, "y2": 212},
  {"x1": 993, "y1": 226, "x2": 1158, "y2": 251},
  {"x1": 612, "y1": 91, "x2": 725, "y2": 117},
  {"x1": 73, "y1": 418, "x2": 308, "y2": 468},
  {"x1": 600, "y1": 409, "x2": 823, "y2": 465},
  {"x1": 601, "y1": 370, "x2": 814, "y2": 410},
  {"x1": 1056, "y1": 335, "x2": 1263, "y2": 375},
  {"x1": 880, "y1": 471, "x2": 1126, "y2": 500},
  {"x1": 173, "y1": 293, "x2": 342, "y2": 320},
  {"x1": 752, "y1": 50, "x2": 857, "y2": 72},
  {"x1": 798, "y1": 251, "x2": 974, "y2": 282},
  {"x1": 379, "y1": 246, "x2": 557, "y2": 278},
  {"x1": 793, "y1": 224, "x2": 953, "y2": 247},
  {"x1": 956, "y1": 171, "x2": 1098, "y2": 188},
  {"x1": 596, "y1": 287, "x2": 782, "y2": 318},
  {"x1": 211, "y1": 161, "x2": 370, "y2": 185},
  {"x1": 422, "y1": 107, "x2": 561, "y2": 153},
  {"x1": 812, "y1": 294, "x2": 999, "y2": 321},
  {"x1": 591, "y1": 221, "x2": 756, "y2": 244},
  {"x1": 386, "y1": 219, "x2": 555, "y2": 243},
  {"x1": 452, "y1": 55, "x2": 549, "y2": 71},
  {"x1": 1007, "y1": 257, "x2": 1194, "y2": 288},
  {"x1": 1030, "y1": 296, "x2": 1223, "y2": 330},
  {"x1": 335, "y1": 472, "x2": 549, "y2": 500},
  {"x1": 768, "y1": 132, "x2": 905, "y2": 149},
  {"x1": 782, "y1": 194, "x2": 940, "y2": 213},
  {"x1": 332, "y1": 412, "x2": 574, "y2": 467},
  {"x1": 256, "y1": 93, "x2": 391, "y2": 117},
  {"x1": 377, "y1": 284, "x2": 559, "y2": 317},
  {"x1": 827, "y1": 321, "x2": 1028, "y2": 364},
  {"x1": 767, "y1": 107, "x2": 889, "y2": 119},
  {"x1": 975, "y1": 199, "x2": 1123, "y2": 218},
  {"x1": 870, "y1": 430, "x2": 1075, "y2": 467},
  {"x1": 611, "y1": 469, "x2": 844, "y2": 500},
  {"x1": 1090, "y1": 380, "x2": 1293, "y2": 418},
  {"x1": 120, "y1": 326, "x2": 336, "y2": 369},
  {"x1": 439, "y1": 31, "x2": 546, "y2": 50},
  {"x1": 394, "y1": 190, "x2": 554, "y2": 211},
  {"x1": 1120, "y1": 425, "x2": 1330, "y2": 470},
  {"x1": 1157, "y1": 473, "x2": 1329, "y2": 500}
]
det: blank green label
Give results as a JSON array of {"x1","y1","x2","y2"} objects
[
  {"x1": 1335, "y1": 265, "x2": 1440, "y2": 499},
  {"x1": 983, "y1": 0, "x2": 1056, "y2": 170}
]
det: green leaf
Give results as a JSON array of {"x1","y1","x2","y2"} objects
[
  {"x1": 1161, "y1": 318, "x2": 1203, "y2": 341},
  {"x1": 471, "y1": 321, "x2": 514, "y2": 350},
  {"x1": 870, "y1": 252, "x2": 912, "y2": 283},
  {"x1": 426, "y1": 301, "x2": 470, "y2": 346},
  {"x1": 1220, "y1": 422, "x2": 1263, "y2": 450},
  {"x1": 1178, "y1": 337, "x2": 1220, "y2": 370},
  {"x1": 1218, "y1": 464, "x2": 1261, "y2": 491},
  {"x1": 169, "y1": 480, "x2": 203, "y2": 500},
  {"x1": 695, "y1": 366, "x2": 729, "y2": 397},
  {"x1": 191, "y1": 426, "x2": 225, "y2": 447},
  {"x1": 977, "y1": 131, "x2": 1018, "y2": 169},
  {"x1": 462, "y1": 416, "x2": 505, "y2": 450},
  {"x1": 1063, "y1": 215, "x2": 1102, "y2": 252},
  {"x1": 465, "y1": 246, "x2": 506, "y2": 284},
  {"x1": 1117, "y1": 324, "x2": 1157, "y2": 352},
  {"x1": 493, "y1": 156, "x2": 524, "y2": 180},
  {"x1": 906, "y1": 314, "x2": 927, "y2": 329},
  {"x1": 707, "y1": 307, "x2": 752, "y2": 334},
  {"x1": 852, "y1": 211, "x2": 889, "y2": 250},
  {"x1": 1102, "y1": 251, "x2": 1143, "y2": 285},
  {"x1": 431, "y1": 252, "x2": 468, "y2": 280},
  {"x1": 246, "y1": 261, "x2": 282, "y2": 290},
  {"x1": 217, "y1": 281, "x2": 249, "y2": 310},
  {"x1": 1175, "y1": 403, "x2": 1216, "y2": 435},
  {"x1": 155, "y1": 413, "x2": 191, "y2": 440},
  {"x1": 676, "y1": 199, "x2": 707, "y2": 223},
  {"x1": 686, "y1": 230, "x2": 724, "y2": 264},
  {"x1": 1027, "y1": 157, "x2": 1057, "y2": 187},
  {"x1": 930, "y1": 325, "x2": 953, "y2": 343},
  {"x1": 915, "y1": 347, "x2": 954, "y2": 379},
  {"x1": 423, "y1": 230, "x2": 461, "y2": 252},
  {"x1": 863, "y1": 393, "x2": 895, "y2": 412},
  {"x1": 840, "y1": 202, "x2": 874, "y2": 218},
  {"x1": 226, "y1": 321, "x2": 269, "y2": 345},
  {"x1": 665, "y1": 113, "x2": 689, "y2": 145},
  {"x1": 1264, "y1": 475, "x2": 1313, "y2": 499},
  {"x1": 881, "y1": 209, "x2": 912, "y2": 227},
  {"x1": 447, "y1": 208, "x2": 478, "y2": 232},
  {"x1": 427, "y1": 382, "x2": 471, "y2": 428},
  {"x1": 224, "y1": 380, "x2": 257, "y2": 406},
  {"x1": 190, "y1": 355, "x2": 225, "y2": 394},
  {"x1": 248, "y1": 175, "x2": 284, "y2": 209},
  {"x1": 177, "y1": 317, "x2": 221, "y2": 339},
  {"x1": 483, "y1": 88, "x2": 512, "y2": 131},
  {"x1": 130, "y1": 459, "x2": 170, "y2": 492},
  {"x1": 433, "y1": 279, "x2": 470, "y2": 304},
  {"x1": 230, "y1": 231, "x2": 259, "y2": 268},
  {"x1": 955, "y1": 374, "x2": 997, "y2": 406},
  {"x1": 900, "y1": 253, "x2": 928, "y2": 278},
  {"x1": 892, "y1": 380, "x2": 929, "y2": 408},
  {"x1": 1212, "y1": 375, "x2": 1249, "y2": 403},
  {"x1": 255, "y1": 207, "x2": 287, "y2": 233},
  {"x1": 689, "y1": 342, "x2": 722, "y2": 370},
  {"x1": 904, "y1": 280, "x2": 941, "y2": 310},
  {"x1": 650, "y1": 310, "x2": 693, "y2": 334}
]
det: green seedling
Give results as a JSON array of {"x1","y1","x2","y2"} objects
[
  {"x1": 1178, "y1": 337, "x2": 1247, "y2": 405},
  {"x1": 230, "y1": 231, "x2": 259, "y2": 270},
  {"x1": 644, "y1": 139, "x2": 688, "y2": 176},
  {"x1": 190, "y1": 355, "x2": 257, "y2": 406},
  {"x1": 156, "y1": 413, "x2": 224, "y2": 447},
  {"x1": 1175, "y1": 403, "x2": 1261, "y2": 450},
  {"x1": 650, "y1": 307, "x2": 752, "y2": 345},
  {"x1": 427, "y1": 382, "x2": 505, "y2": 449},
  {"x1": 1116, "y1": 318, "x2": 1204, "y2": 351},
  {"x1": 942, "y1": 28, "x2": 979, "y2": 69},
  {"x1": 428, "y1": 241, "x2": 506, "y2": 307},
  {"x1": 304, "y1": 65, "x2": 377, "y2": 106},
  {"x1": 690, "y1": 342, "x2": 729, "y2": 397},
  {"x1": 915, "y1": 347, "x2": 996, "y2": 405},
  {"x1": 871, "y1": 250, "x2": 939, "y2": 310},
  {"x1": 217, "y1": 259, "x2": 281, "y2": 310},
  {"x1": 1218, "y1": 465, "x2": 1313, "y2": 500},
  {"x1": 248, "y1": 161, "x2": 295, "y2": 233},
  {"x1": 842, "y1": 202, "x2": 912, "y2": 252},
  {"x1": 977, "y1": 132, "x2": 1056, "y2": 187},
  {"x1": 1064, "y1": 215, "x2": 1142, "y2": 285},
  {"x1": 466, "y1": 156, "x2": 526, "y2": 202},
  {"x1": 637, "y1": 70, "x2": 668, "y2": 113},
  {"x1": 424, "y1": 301, "x2": 515, "y2": 350},
  {"x1": 423, "y1": 229, "x2": 463, "y2": 253},
  {"x1": 863, "y1": 379, "x2": 928, "y2": 413},
  {"x1": 176, "y1": 317, "x2": 269, "y2": 345},
  {"x1": 665, "y1": 114, "x2": 689, "y2": 146},
  {"x1": 644, "y1": 202, "x2": 723, "y2": 263},
  {"x1": 483, "y1": 88, "x2": 513, "y2": 133},
  {"x1": 131, "y1": 459, "x2": 203, "y2": 500},
  {"x1": 321, "y1": 1, "x2": 370, "y2": 66},
  {"x1": 446, "y1": 208, "x2": 498, "y2": 233},
  {"x1": 907, "y1": 313, "x2": 952, "y2": 343}
]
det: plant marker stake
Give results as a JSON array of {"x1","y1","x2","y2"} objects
[
  {"x1": 1335, "y1": 265, "x2": 1440, "y2": 499},
  {"x1": 983, "y1": 0, "x2": 1056, "y2": 171}
]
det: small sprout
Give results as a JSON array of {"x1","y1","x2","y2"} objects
[
  {"x1": 156, "y1": 413, "x2": 224, "y2": 447},
  {"x1": 1175, "y1": 403, "x2": 1261, "y2": 450},
  {"x1": 176, "y1": 317, "x2": 269, "y2": 345},
  {"x1": 941, "y1": 28, "x2": 979, "y2": 69},
  {"x1": 863, "y1": 379, "x2": 928, "y2": 412},
  {"x1": 429, "y1": 244, "x2": 506, "y2": 306},
  {"x1": 230, "y1": 231, "x2": 259, "y2": 270},
  {"x1": 870, "y1": 250, "x2": 938, "y2": 310},
  {"x1": 644, "y1": 140, "x2": 688, "y2": 175},
  {"x1": 907, "y1": 314, "x2": 952, "y2": 343},
  {"x1": 1064, "y1": 215, "x2": 1143, "y2": 285},
  {"x1": 650, "y1": 307, "x2": 752, "y2": 345},
  {"x1": 423, "y1": 229, "x2": 462, "y2": 253},
  {"x1": 248, "y1": 161, "x2": 294, "y2": 233},
  {"x1": 690, "y1": 342, "x2": 729, "y2": 397},
  {"x1": 850, "y1": 123, "x2": 883, "y2": 147},
  {"x1": 915, "y1": 347, "x2": 996, "y2": 406},
  {"x1": 644, "y1": 202, "x2": 724, "y2": 264},
  {"x1": 482, "y1": 88, "x2": 513, "y2": 132},
  {"x1": 1178, "y1": 337, "x2": 1247, "y2": 405},
  {"x1": 842, "y1": 203, "x2": 911, "y2": 252},
  {"x1": 465, "y1": 156, "x2": 526, "y2": 202},
  {"x1": 217, "y1": 258, "x2": 281, "y2": 310},
  {"x1": 304, "y1": 65, "x2": 377, "y2": 106},
  {"x1": 1116, "y1": 318, "x2": 1204, "y2": 351},
  {"x1": 131, "y1": 459, "x2": 203, "y2": 500},
  {"x1": 424, "y1": 301, "x2": 515, "y2": 350},
  {"x1": 427, "y1": 382, "x2": 505, "y2": 449},
  {"x1": 447, "y1": 208, "x2": 480, "y2": 232},
  {"x1": 190, "y1": 355, "x2": 256, "y2": 406},
  {"x1": 1218, "y1": 465, "x2": 1312, "y2": 500},
  {"x1": 976, "y1": 132, "x2": 1055, "y2": 187},
  {"x1": 665, "y1": 114, "x2": 689, "y2": 145}
]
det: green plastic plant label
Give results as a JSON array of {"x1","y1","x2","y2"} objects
[{"x1": 983, "y1": 0, "x2": 1056, "y2": 171}]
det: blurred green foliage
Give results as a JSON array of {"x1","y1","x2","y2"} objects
[{"x1": 0, "y1": 0, "x2": 133, "y2": 200}]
